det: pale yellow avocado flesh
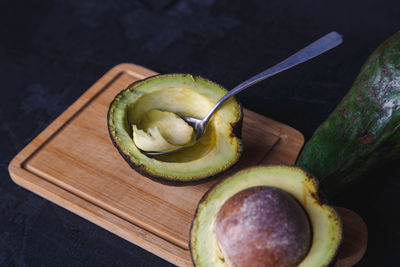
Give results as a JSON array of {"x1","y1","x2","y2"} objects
[
  {"x1": 132, "y1": 109, "x2": 194, "y2": 152},
  {"x1": 108, "y1": 74, "x2": 242, "y2": 181},
  {"x1": 190, "y1": 166, "x2": 342, "y2": 267}
]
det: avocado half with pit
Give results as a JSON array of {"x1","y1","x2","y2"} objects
[
  {"x1": 108, "y1": 74, "x2": 243, "y2": 183},
  {"x1": 190, "y1": 165, "x2": 342, "y2": 267}
]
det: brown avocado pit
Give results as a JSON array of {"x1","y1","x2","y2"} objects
[{"x1": 214, "y1": 186, "x2": 311, "y2": 267}]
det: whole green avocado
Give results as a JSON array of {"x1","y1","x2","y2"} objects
[{"x1": 296, "y1": 31, "x2": 400, "y2": 197}]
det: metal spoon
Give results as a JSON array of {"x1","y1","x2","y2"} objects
[{"x1": 145, "y1": 31, "x2": 343, "y2": 156}]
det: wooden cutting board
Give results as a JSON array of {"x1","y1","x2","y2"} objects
[{"x1": 9, "y1": 63, "x2": 367, "y2": 267}]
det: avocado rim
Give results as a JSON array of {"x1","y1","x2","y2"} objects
[{"x1": 107, "y1": 74, "x2": 243, "y2": 184}]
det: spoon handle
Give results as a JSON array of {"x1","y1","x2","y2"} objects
[{"x1": 202, "y1": 31, "x2": 343, "y2": 123}]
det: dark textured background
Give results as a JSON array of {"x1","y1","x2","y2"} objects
[{"x1": 1, "y1": 0, "x2": 400, "y2": 266}]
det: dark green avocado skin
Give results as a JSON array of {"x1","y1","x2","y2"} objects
[{"x1": 296, "y1": 31, "x2": 400, "y2": 197}]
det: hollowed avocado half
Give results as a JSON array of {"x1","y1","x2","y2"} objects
[
  {"x1": 108, "y1": 74, "x2": 243, "y2": 183},
  {"x1": 190, "y1": 165, "x2": 342, "y2": 267}
]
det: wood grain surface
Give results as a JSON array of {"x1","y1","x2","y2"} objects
[{"x1": 9, "y1": 63, "x2": 366, "y2": 267}]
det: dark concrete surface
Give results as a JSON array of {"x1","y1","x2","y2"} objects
[{"x1": 1, "y1": 0, "x2": 399, "y2": 266}]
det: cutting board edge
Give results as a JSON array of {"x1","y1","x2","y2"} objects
[{"x1": 8, "y1": 63, "x2": 194, "y2": 267}]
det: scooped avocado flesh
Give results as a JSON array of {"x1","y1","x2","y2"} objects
[
  {"x1": 132, "y1": 109, "x2": 194, "y2": 152},
  {"x1": 108, "y1": 74, "x2": 242, "y2": 181},
  {"x1": 190, "y1": 166, "x2": 342, "y2": 267}
]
